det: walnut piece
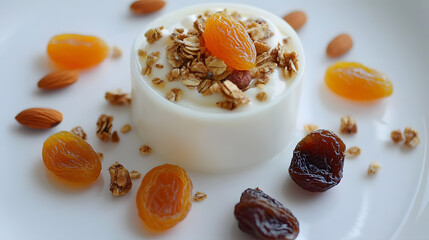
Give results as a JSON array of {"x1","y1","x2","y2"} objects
[
  {"x1": 404, "y1": 127, "x2": 420, "y2": 148},
  {"x1": 111, "y1": 131, "x2": 120, "y2": 143},
  {"x1": 108, "y1": 162, "x2": 132, "y2": 197},
  {"x1": 193, "y1": 191, "x2": 207, "y2": 202},
  {"x1": 303, "y1": 124, "x2": 319, "y2": 133},
  {"x1": 105, "y1": 89, "x2": 131, "y2": 105},
  {"x1": 345, "y1": 146, "x2": 361, "y2": 158},
  {"x1": 368, "y1": 160, "x2": 381, "y2": 176},
  {"x1": 71, "y1": 126, "x2": 87, "y2": 140},
  {"x1": 139, "y1": 145, "x2": 152, "y2": 155},
  {"x1": 96, "y1": 114, "x2": 113, "y2": 142},
  {"x1": 391, "y1": 129, "x2": 404, "y2": 143},
  {"x1": 340, "y1": 115, "x2": 357, "y2": 134},
  {"x1": 121, "y1": 124, "x2": 132, "y2": 133},
  {"x1": 145, "y1": 26, "x2": 164, "y2": 44}
]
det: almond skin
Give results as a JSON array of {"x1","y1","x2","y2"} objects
[
  {"x1": 15, "y1": 108, "x2": 63, "y2": 129},
  {"x1": 283, "y1": 11, "x2": 307, "y2": 31},
  {"x1": 327, "y1": 34, "x2": 353, "y2": 58},
  {"x1": 130, "y1": 0, "x2": 166, "y2": 15},
  {"x1": 38, "y1": 70, "x2": 79, "y2": 90}
]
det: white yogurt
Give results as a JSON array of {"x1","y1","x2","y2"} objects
[{"x1": 131, "y1": 3, "x2": 305, "y2": 172}]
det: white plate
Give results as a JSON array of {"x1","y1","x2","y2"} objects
[{"x1": 1, "y1": 0, "x2": 428, "y2": 239}]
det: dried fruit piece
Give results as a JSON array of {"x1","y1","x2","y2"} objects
[
  {"x1": 37, "y1": 70, "x2": 79, "y2": 90},
  {"x1": 109, "y1": 162, "x2": 132, "y2": 196},
  {"x1": 289, "y1": 129, "x2": 346, "y2": 192},
  {"x1": 234, "y1": 188, "x2": 299, "y2": 240},
  {"x1": 15, "y1": 108, "x2": 62, "y2": 129},
  {"x1": 204, "y1": 13, "x2": 256, "y2": 70},
  {"x1": 130, "y1": 0, "x2": 166, "y2": 15},
  {"x1": 283, "y1": 10, "x2": 307, "y2": 31},
  {"x1": 47, "y1": 34, "x2": 109, "y2": 69},
  {"x1": 42, "y1": 131, "x2": 101, "y2": 183},
  {"x1": 136, "y1": 164, "x2": 193, "y2": 232},
  {"x1": 326, "y1": 34, "x2": 353, "y2": 58},
  {"x1": 325, "y1": 62, "x2": 393, "y2": 100}
]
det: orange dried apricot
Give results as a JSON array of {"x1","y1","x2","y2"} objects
[
  {"x1": 136, "y1": 164, "x2": 192, "y2": 232},
  {"x1": 47, "y1": 34, "x2": 109, "y2": 69},
  {"x1": 325, "y1": 62, "x2": 393, "y2": 100},
  {"x1": 204, "y1": 13, "x2": 256, "y2": 70},
  {"x1": 42, "y1": 131, "x2": 102, "y2": 183}
]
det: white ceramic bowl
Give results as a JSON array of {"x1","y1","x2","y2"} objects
[{"x1": 131, "y1": 3, "x2": 305, "y2": 172}]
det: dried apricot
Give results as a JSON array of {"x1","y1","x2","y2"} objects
[
  {"x1": 325, "y1": 62, "x2": 393, "y2": 100},
  {"x1": 42, "y1": 131, "x2": 101, "y2": 183},
  {"x1": 47, "y1": 34, "x2": 109, "y2": 69},
  {"x1": 289, "y1": 129, "x2": 345, "y2": 192},
  {"x1": 204, "y1": 13, "x2": 256, "y2": 70},
  {"x1": 136, "y1": 164, "x2": 192, "y2": 232}
]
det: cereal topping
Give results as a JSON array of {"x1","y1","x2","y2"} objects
[
  {"x1": 96, "y1": 114, "x2": 113, "y2": 142},
  {"x1": 111, "y1": 130, "x2": 120, "y2": 143},
  {"x1": 345, "y1": 146, "x2": 361, "y2": 158},
  {"x1": 71, "y1": 126, "x2": 87, "y2": 140},
  {"x1": 130, "y1": 170, "x2": 142, "y2": 179},
  {"x1": 193, "y1": 191, "x2": 207, "y2": 202},
  {"x1": 220, "y1": 80, "x2": 250, "y2": 107},
  {"x1": 121, "y1": 124, "x2": 132, "y2": 133},
  {"x1": 97, "y1": 152, "x2": 104, "y2": 161},
  {"x1": 165, "y1": 88, "x2": 183, "y2": 102},
  {"x1": 391, "y1": 129, "x2": 403, "y2": 143},
  {"x1": 111, "y1": 46, "x2": 122, "y2": 58},
  {"x1": 404, "y1": 127, "x2": 420, "y2": 148},
  {"x1": 368, "y1": 160, "x2": 381, "y2": 176},
  {"x1": 340, "y1": 115, "x2": 357, "y2": 134},
  {"x1": 105, "y1": 89, "x2": 131, "y2": 105},
  {"x1": 227, "y1": 70, "x2": 251, "y2": 90},
  {"x1": 304, "y1": 124, "x2": 319, "y2": 133},
  {"x1": 152, "y1": 78, "x2": 166, "y2": 89},
  {"x1": 145, "y1": 26, "x2": 164, "y2": 44},
  {"x1": 256, "y1": 92, "x2": 268, "y2": 102},
  {"x1": 139, "y1": 145, "x2": 152, "y2": 155},
  {"x1": 108, "y1": 162, "x2": 132, "y2": 196}
]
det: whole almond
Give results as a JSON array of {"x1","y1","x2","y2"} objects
[
  {"x1": 283, "y1": 11, "x2": 307, "y2": 31},
  {"x1": 130, "y1": 0, "x2": 166, "y2": 15},
  {"x1": 38, "y1": 70, "x2": 79, "y2": 90},
  {"x1": 15, "y1": 108, "x2": 63, "y2": 129},
  {"x1": 327, "y1": 33, "x2": 353, "y2": 58}
]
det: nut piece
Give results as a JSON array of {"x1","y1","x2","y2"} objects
[
  {"x1": 121, "y1": 124, "x2": 132, "y2": 133},
  {"x1": 283, "y1": 10, "x2": 307, "y2": 31},
  {"x1": 340, "y1": 115, "x2": 357, "y2": 134},
  {"x1": 108, "y1": 162, "x2": 132, "y2": 196},
  {"x1": 227, "y1": 70, "x2": 251, "y2": 90},
  {"x1": 96, "y1": 114, "x2": 114, "y2": 142},
  {"x1": 391, "y1": 129, "x2": 404, "y2": 143},
  {"x1": 193, "y1": 191, "x2": 207, "y2": 202},
  {"x1": 111, "y1": 46, "x2": 122, "y2": 58},
  {"x1": 111, "y1": 131, "x2": 120, "y2": 143},
  {"x1": 105, "y1": 89, "x2": 131, "y2": 105},
  {"x1": 37, "y1": 70, "x2": 79, "y2": 90},
  {"x1": 345, "y1": 146, "x2": 361, "y2": 158},
  {"x1": 15, "y1": 108, "x2": 63, "y2": 129},
  {"x1": 130, "y1": 171, "x2": 142, "y2": 179},
  {"x1": 97, "y1": 152, "x2": 104, "y2": 161},
  {"x1": 304, "y1": 124, "x2": 319, "y2": 133},
  {"x1": 139, "y1": 145, "x2": 152, "y2": 155},
  {"x1": 71, "y1": 126, "x2": 87, "y2": 140},
  {"x1": 404, "y1": 127, "x2": 420, "y2": 148},
  {"x1": 130, "y1": 0, "x2": 166, "y2": 15},
  {"x1": 368, "y1": 160, "x2": 381, "y2": 176},
  {"x1": 144, "y1": 26, "x2": 164, "y2": 44},
  {"x1": 327, "y1": 33, "x2": 353, "y2": 58}
]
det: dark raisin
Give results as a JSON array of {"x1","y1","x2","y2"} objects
[
  {"x1": 289, "y1": 129, "x2": 345, "y2": 192},
  {"x1": 234, "y1": 188, "x2": 299, "y2": 240}
]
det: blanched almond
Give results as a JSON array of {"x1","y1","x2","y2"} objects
[
  {"x1": 283, "y1": 11, "x2": 307, "y2": 31},
  {"x1": 327, "y1": 34, "x2": 353, "y2": 58},
  {"x1": 15, "y1": 108, "x2": 63, "y2": 129},
  {"x1": 130, "y1": 0, "x2": 166, "y2": 15},
  {"x1": 38, "y1": 70, "x2": 79, "y2": 90}
]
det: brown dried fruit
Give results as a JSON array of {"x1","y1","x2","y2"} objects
[
  {"x1": 283, "y1": 11, "x2": 307, "y2": 31},
  {"x1": 327, "y1": 33, "x2": 353, "y2": 58},
  {"x1": 37, "y1": 70, "x2": 79, "y2": 90},
  {"x1": 108, "y1": 162, "x2": 132, "y2": 196},
  {"x1": 15, "y1": 108, "x2": 62, "y2": 129},
  {"x1": 227, "y1": 70, "x2": 251, "y2": 90},
  {"x1": 130, "y1": 0, "x2": 166, "y2": 15}
]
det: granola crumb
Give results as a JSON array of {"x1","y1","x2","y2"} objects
[
  {"x1": 71, "y1": 126, "x2": 87, "y2": 140},
  {"x1": 340, "y1": 115, "x2": 357, "y2": 134},
  {"x1": 165, "y1": 88, "x2": 183, "y2": 102},
  {"x1": 139, "y1": 145, "x2": 152, "y2": 155},
  {"x1": 155, "y1": 63, "x2": 164, "y2": 69},
  {"x1": 303, "y1": 124, "x2": 319, "y2": 133},
  {"x1": 404, "y1": 127, "x2": 420, "y2": 148},
  {"x1": 108, "y1": 162, "x2": 132, "y2": 196},
  {"x1": 145, "y1": 26, "x2": 164, "y2": 44},
  {"x1": 368, "y1": 160, "x2": 381, "y2": 176},
  {"x1": 390, "y1": 129, "x2": 404, "y2": 144},
  {"x1": 193, "y1": 191, "x2": 207, "y2": 202},
  {"x1": 111, "y1": 46, "x2": 122, "y2": 58},
  {"x1": 138, "y1": 49, "x2": 147, "y2": 57},
  {"x1": 97, "y1": 152, "x2": 104, "y2": 161},
  {"x1": 346, "y1": 146, "x2": 361, "y2": 158},
  {"x1": 111, "y1": 131, "x2": 120, "y2": 143},
  {"x1": 96, "y1": 114, "x2": 114, "y2": 142},
  {"x1": 105, "y1": 89, "x2": 131, "y2": 105},
  {"x1": 130, "y1": 171, "x2": 141, "y2": 179},
  {"x1": 152, "y1": 78, "x2": 166, "y2": 89},
  {"x1": 121, "y1": 124, "x2": 132, "y2": 133},
  {"x1": 256, "y1": 92, "x2": 268, "y2": 102}
]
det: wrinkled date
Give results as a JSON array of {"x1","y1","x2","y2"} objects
[
  {"x1": 289, "y1": 129, "x2": 345, "y2": 192},
  {"x1": 234, "y1": 188, "x2": 299, "y2": 240}
]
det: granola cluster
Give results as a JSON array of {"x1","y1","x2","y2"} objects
[{"x1": 140, "y1": 10, "x2": 299, "y2": 110}]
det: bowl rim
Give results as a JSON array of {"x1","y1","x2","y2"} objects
[{"x1": 131, "y1": 2, "x2": 305, "y2": 120}]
